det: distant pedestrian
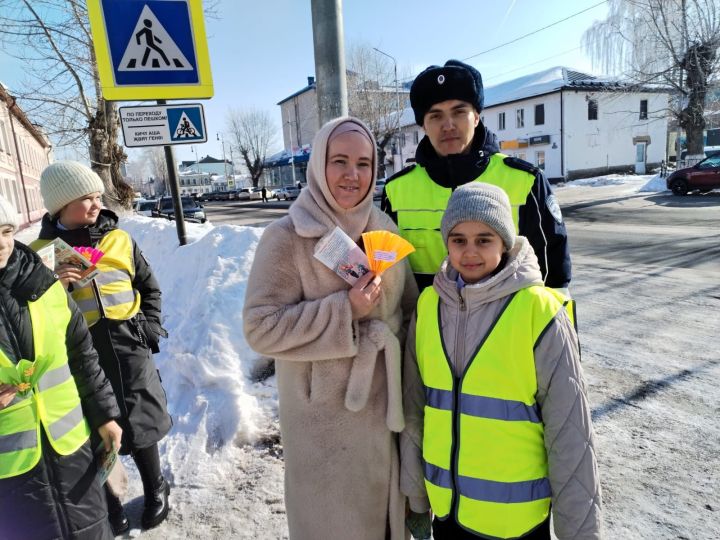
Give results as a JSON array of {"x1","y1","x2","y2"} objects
[
  {"x1": 297, "y1": 181, "x2": 302, "y2": 190},
  {"x1": 261, "y1": 185, "x2": 268, "y2": 203}
]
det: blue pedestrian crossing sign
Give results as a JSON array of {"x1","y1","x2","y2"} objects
[
  {"x1": 119, "y1": 103, "x2": 207, "y2": 147},
  {"x1": 88, "y1": 0, "x2": 213, "y2": 100},
  {"x1": 167, "y1": 107, "x2": 204, "y2": 142}
]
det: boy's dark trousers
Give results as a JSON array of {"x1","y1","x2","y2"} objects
[{"x1": 432, "y1": 515, "x2": 550, "y2": 540}]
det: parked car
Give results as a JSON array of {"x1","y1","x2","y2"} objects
[
  {"x1": 666, "y1": 154, "x2": 720, "y2": 195},
  {"x1": 197, "y1": 192, "x2": 212, "y2": 202},
  {"x1": 373, "y1": 179, "x2": 386, "y2": 199},
  {"x1": 152, "y1": 196, "x2": 207, "y2": 223},
  {"x1": 134, "y1": 198, "x2": 157, "y2": 217},
  {"x1": 237, "y1": 187, "x2": 254, "y2": 201},
  {"x1": 275, "y1": 185, "x2": 301, "y2": 201}
]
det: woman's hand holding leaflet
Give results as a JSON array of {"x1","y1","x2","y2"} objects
[{"x1": 349, "y1": 272, "x2": 382, "y2": 320}]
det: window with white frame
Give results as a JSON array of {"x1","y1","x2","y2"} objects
[
  {"x1": 639, "y1": 99, "x2": 648, "y2": 120},
  {"x1": 516, "y1": 108, "x2": 524, "y2": 128},
  {"x1": 536, "y1": 151, "x2": 545, "y2": 170},
  {"x1": 535, "y1": 104, "x2": 545, "y2": 126},
  {"x1": 413, "y1": 131, "x2": 419, "y2": 145},
  {"x1": 498, "y1": 112, "x2": 506, "y2": 131}
]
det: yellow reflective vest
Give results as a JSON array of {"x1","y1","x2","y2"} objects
[
  {"x1": 0, "y1": 281, "x2": 91, "y2": 479},
  {"x1": 415, "y1": 285, "x2": 567, "y2": 538},
  {"x1": 31, "y1": 230, "x2": 141, "y2": 327},
  {"x1": 384, "y1": 154, "x2": 535, "y2": 275}
]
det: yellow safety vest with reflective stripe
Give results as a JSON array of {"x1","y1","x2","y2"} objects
[
  {"x1": 31, "y1": 230, "x2": 141, "y2": 327},
  {"x1": 384, "y1": 154, "x2": 535, "y2": 275},
  {"x1": 416, "y1": 285, "x2": 566, "y2": 539},
  {"x1": 0, "y1": 281, "x2": 91, "y2": 479}
]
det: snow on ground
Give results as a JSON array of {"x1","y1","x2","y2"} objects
[{"x1": 13, "y1": 173, "x2": 716, "y2": 539}]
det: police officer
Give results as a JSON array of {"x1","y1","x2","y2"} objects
[{"x1": 382, "y1": 60, "x2": 571, "y2": 291}]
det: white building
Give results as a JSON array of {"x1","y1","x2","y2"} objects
[
  {"x1": 483, "y1": 67, "x2": 668, "y2": 180},
  {"x1": 383, "y1": 67, "x2": 669, "y2": 181},
  {"x1": 0, "y1": 83, "x2": 52, "y2": 227}
]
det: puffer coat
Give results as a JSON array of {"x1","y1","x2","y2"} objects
[
  {"x1": 0, "y1": 241, "x2": 119, "y2": 540},
  {"x1": 33, "y1": 210, "x2": 171, "y2": 453}
]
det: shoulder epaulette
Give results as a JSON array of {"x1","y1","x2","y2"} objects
[
  {"x1": 384, "y1": 163, "x2": 417, "y2": 185},
  {"x1": 503, "y1": 156, "x2": 539, "y2": 176}
]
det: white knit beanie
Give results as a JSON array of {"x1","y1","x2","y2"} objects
[
  {"x1": 40, "y1": 161, "x2": 105, "y2": 217},
  {"x1": 441, "y1": 182, "x2": 516, "y2": 250},
  {"x1": 0, "y1": 194, "x2": 19, "y2": 230}
]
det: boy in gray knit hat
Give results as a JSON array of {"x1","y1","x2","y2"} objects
[{"x1": 401, "y1": 183, "x2": 601, "y2": 540}]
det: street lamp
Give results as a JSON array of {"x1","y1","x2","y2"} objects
[
  {"x1": 373, "y1": 47, "x2": 403, "y2": 172},
  {"x1": 285, "y1": 119, "x2": 297, "y2": 187},
  {"x1": 216, "y1": 133, "x2": 230, "y2": 188}
]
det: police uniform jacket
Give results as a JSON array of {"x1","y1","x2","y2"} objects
[
  {"x1": 400, "y1": 237, "x2": 601, "y2": 539},
  {"x1": 34, "y1": 210, "x2": 171, "y2": 454},
  {"x1": 382, "y1": 124, "x2": 571, "y2": 290},
  {"x1": 0, "y1": 241, "x2": 119, "y2": 540}
]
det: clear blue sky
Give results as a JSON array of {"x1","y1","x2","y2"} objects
[{"x1": 0, "y1": 0, "x2": 609, "y2": 166}]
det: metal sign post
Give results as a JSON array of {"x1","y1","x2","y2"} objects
[{"x1": 158, "y1": 99, "x2": 187, "y2": 246}]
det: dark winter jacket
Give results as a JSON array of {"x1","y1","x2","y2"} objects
[
  {"x1": 35, "y1": 210, "x2": 171, "y2": 453},
  {"x1": 0, "y1": 241, "x2": 118, "y2": 540},
  {"x1": 381, "y1": 123, "x2": 572, "y2": 290}
]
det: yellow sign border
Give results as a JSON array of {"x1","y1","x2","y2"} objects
[{"x1": 87, "y1": 0, "x2": 213, "y2": 101}]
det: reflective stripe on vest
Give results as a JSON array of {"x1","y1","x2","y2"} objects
[
  {"x1": 0, "y1": 281, "x2": 91, "y2": 479},
  {"x1": 31, "y1": 230, "x2": 141, "y2": 327},
  {"x1": 415, "y1": 286, "x2": 564, "y2": 539},
  {"x1": 384, "y1": 155, "x2": 535, "y2": 274}
]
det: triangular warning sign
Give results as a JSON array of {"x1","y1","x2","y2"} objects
[
  {"x1": 118, "y1": 5, "x2": 193, "y2": 72},
  {"x1": 173, "y1": 112, "x2": 202, "y2": 139}
]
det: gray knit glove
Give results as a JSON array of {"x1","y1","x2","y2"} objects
[{"x1": 406, "y1": 510, "x2": 432, "y2": 540}]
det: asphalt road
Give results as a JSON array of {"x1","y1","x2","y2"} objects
[{"x1": 202, "y1": 186, "x2": 720, "y2": 273}]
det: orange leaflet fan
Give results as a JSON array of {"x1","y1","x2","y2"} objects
[{"x1": 361, "y1": 230, "x2": 415, "y2": 275}]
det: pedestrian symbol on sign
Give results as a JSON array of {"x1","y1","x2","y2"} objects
[{"x1": 119, "y1": 5, "x2": 192, "y2": 71}]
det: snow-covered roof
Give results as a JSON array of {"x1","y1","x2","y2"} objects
[{"x1": 484, "y1": 66, "x2": 630, "y2": 108}]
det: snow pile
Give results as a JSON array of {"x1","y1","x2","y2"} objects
[
  {"x1": 565, "y1": 173, "x2": 649, "y2": 187},
  {"x1": 119, "y1": 217, "x2": 279, "y2": 482},
  {"x1": 637, "y1": 174, "x2": 669, "y2": 192}
]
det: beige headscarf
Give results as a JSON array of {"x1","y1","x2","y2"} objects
[{"x1": 289, "y1": 116, "x2": 377, "y2": 241}]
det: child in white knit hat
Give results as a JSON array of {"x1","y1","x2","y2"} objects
[
  {"x1": 0, "y1": 191, "x2": 123, "y2": 540},
  {"x1": 401, "y1": 182, "x2": 601, "y2": 540},
  {"x1": 30, "y1": 161, "x2": 172, "y2": 534}
]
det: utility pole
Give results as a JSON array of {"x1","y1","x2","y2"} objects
[
  {"x1": 311, "y1": 0, "x2": 348, "y2": 124},
  {"x1": 373, "y1": 47, "x2": 403, "y2": 173},
  {"x1": 217, "y1": 133, "x2": 230, "y2": 188},
  {"x1": 286, "y1": 120, "x2": 297, "y2": 187}
]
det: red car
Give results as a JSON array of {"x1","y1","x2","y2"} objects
[{"x1": 667, "y1": 154, "x2": 720, "y2": 195}]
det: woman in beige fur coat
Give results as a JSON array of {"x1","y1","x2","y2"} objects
[{"x1": 243, "y1": 117, "x2": 418, "y2": 540}]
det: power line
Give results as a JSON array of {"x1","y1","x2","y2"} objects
[
  {"x1": 461, "y1": 1, "x2": 607, "y2": 61},
  {"x1": 484, "y1": 47, "x2": 583, "y2": 82}
]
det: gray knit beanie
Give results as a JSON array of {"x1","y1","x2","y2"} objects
[
  {"x1": 0, "y1": 194, "x2": 18, "y2": 230},
  {"x1": 40, "y1": 161, "x2": 105, "y2": 217},
  {"x1": 441, "y1": 182, "x2": 515, "y2": 250}
]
